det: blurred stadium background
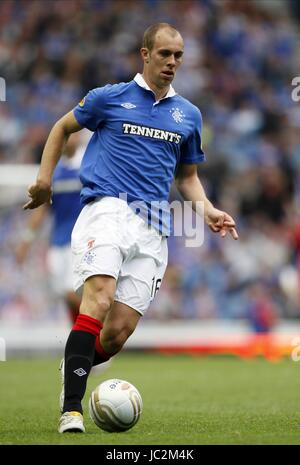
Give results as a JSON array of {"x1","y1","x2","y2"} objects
[{"x1": 1, "y1": 0, "x2": 300, "y2": 359}]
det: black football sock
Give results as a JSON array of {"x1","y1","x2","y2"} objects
[
  {"x1": 63, "y1": 330, "x2": 96, "y2": 414},
  {"x1": 93, "y1": 351, "x2": 108, "y2": 366}
]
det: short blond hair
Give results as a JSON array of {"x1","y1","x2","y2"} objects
[{"x1": 142, "y1": 23, "x2": 180, "y2": 51}]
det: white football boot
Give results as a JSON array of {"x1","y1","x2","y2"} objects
[{"x1": 58, "y1": 411, "x2": 85, "y2": 433}]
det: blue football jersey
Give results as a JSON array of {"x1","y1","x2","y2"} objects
[
  {"x1": 50, "y1": 150, "x2": 83, "y2": 246},
  {"x1": 73, "y1": 74, "x2": 205, "y2": 235}
]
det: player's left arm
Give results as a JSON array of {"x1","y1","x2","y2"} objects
[{"x1": 175, "y1": 163, "x2": 238, "y2": 240}]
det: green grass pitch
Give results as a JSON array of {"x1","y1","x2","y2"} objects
[{"x1": 0, "y1": 353, "x2": 300, "y2": 445}]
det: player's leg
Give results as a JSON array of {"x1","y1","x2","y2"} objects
[
  {"x1": 59, "y1": 198, "x2": 143, "y2": 432},
  {"x1": 59, "y1": 274, "x2": 116, "y2": 433},
  {"x1": 60, "y1": 299, "x2": 140, "y2": 433},
  {"x1": 62, "y1": 275, "x2": 116, "y2": 412},
  {"x1": 60, "y1": 198, "x2": 125, "y2": 421},
  {"x1": 93, "y1": 234, "x2": 168, "y2": 364},
  {"x1": 100, "y1": 301, "x2": 141, "y2": 356},
  {"x1": 60, "y1": 291, "x2": 112, "y2": 380}
]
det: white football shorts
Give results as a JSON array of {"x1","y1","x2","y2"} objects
[
  {"x1": 47, "y1": 245, "x2": 74, "y2": 296},
  {"x1": 71, "y1": 197, "x2": 168, "y2": 316}
]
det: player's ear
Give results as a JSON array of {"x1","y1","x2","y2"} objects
[{"x1": 140, "y1": 48, "x2": 150, "y2": 64}]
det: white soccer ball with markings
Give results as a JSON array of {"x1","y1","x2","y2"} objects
[{"x1": 89, "y1": 379, "x2": 143, "y2": 432}]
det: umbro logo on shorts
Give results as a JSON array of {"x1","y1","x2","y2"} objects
[
  {"x1": 121, "y1": 102, "x2": 136, "y2": 109},
  {"x1": 73, "y1": 368, "x2": 87, "y2": 377}
]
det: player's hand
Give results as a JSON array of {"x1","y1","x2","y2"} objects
[
  {"x1": 205, "y1": 207, "x2": 239, "y2": 240},
  {"x1": 23, "y1": 180, "x2": 52, "y2": 210}
]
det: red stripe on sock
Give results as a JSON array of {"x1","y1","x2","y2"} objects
[
  {"x1": 95, "y1": 335, "x2": 111, "y2": 361},
  {"x1": 73, "y1": 314, "x2": 102, "y2": 336}
]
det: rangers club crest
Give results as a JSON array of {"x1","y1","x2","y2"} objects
[{"x1": 170, "y1": 107, "x2": 185, "y2": 123}]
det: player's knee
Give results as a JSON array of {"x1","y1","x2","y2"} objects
[
  {"x1": 84, "y1": 295, "x2": 113, "y2": 320},
  {"x1": 96, "y1": 291, "x2": 114, "y2": 312},
  {"x1": 80, "y1": 288, "x2": 114, "y2": 320}
]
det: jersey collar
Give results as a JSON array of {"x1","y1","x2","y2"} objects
[{"x1": 134, "y1": 73, "x2": 176, "y2": 103}]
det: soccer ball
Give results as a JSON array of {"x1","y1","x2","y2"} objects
[{"x1": 89, "y1": 379, "x2": 143, "y2": 432}]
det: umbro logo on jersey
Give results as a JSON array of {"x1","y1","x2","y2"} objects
[
  {"x1": 74, "y1": 368, "x2": 87, "y2": 377},
  {"x1": 121, "y1": 102, "x2": 136, "y2": 109}
]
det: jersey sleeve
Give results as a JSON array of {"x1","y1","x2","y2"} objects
[
  {"x1": 179, "y1": 108, "x2": 205, "y2": 164},
  {"x1": 73, "y1": 86, "x2": 109, "y2": 131}
]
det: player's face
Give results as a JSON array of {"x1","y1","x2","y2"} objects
[{"x1": 142, "y1": 29, "x2": 184, "y2": 90}]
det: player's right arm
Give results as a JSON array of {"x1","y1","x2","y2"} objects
[{"x1": 23, "y1": 111, "x2": 82, "y2": 210}]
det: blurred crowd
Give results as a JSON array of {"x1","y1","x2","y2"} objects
[{"x1": 0, "y1": 0, "x2": 300, "y2": 325}]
